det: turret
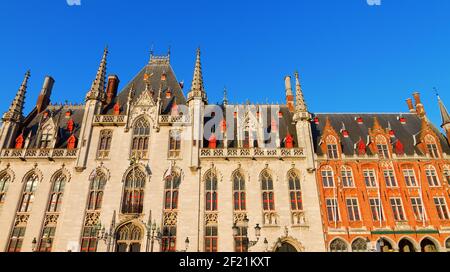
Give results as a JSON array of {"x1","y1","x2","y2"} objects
[{"x1": 438, "y1": 95, "x2": 450, "y2": 141}]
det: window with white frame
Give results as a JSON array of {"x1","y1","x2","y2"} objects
[
  {"x1": 363, "y1": 169, "x2": 377, "y2": 188},
  {"x1": 444, "y1": 166, "x2": 450, "y2": 185},
  {"x1": 346, "y1": 198, "x2": 361, "y2": 221},
  {"x1": 434, "y1": 197, "x2": 450, "y2": 220},
  {"x1": 369, "y1": 198, "x2": 383, "y2": 221},
  {"x1": 410, "y1": 197, "x2": 425, "y2": 221},
  {"x1": 425, "y1": 135, "x2": 440, "y2": 158},
  {"x1": 403, "y1": 168, "x2": 417, "y2": 187},
  {"x1": 376, "y1": 136, "x2": 390, "y2": 159},
  {"x1": 341, "y1": 167, "x2": 354, "y2": 188},
  {"x1": 390, "y1": 198, "x2": 406, "y2": 221},
  {"x1": 326, "y1": 136, "x2": 339, "y2": 159},
  {"x1": 321, "y1": 167, "x2": 334, "y2": 188},
  {"x1": 383, "y1": 169, "x2": 397, "y2": 187},
  {"x1": 425, "y1": 166, "x2": 440, "y2": 187},
  {"x1": 326, "y1": 198, "x2": 340, "y2": 222}
]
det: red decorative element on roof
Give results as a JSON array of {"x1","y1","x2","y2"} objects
[
  {"x1": 161, "y1": 73, "x2": 167, "y2": 81},
  {"x1": 395, "y1": 140, "x2": 404, "y2": 155},
  {"x1": 399, "y1": 117, "x2": 406, "y2": 124},
  {"x1": 285, "y1": 133, "x2": 294, "y2": 149},
  {"x1": 15, "y1": 133, "x2": 24, "y2": 149},
  {"x1": 314, "y1": 117, "x2": 319, "y2": 125},
  {"x1": 389, "y1": 130, "x2": 395, "y2": 137},
  {"x1": 234, "y1": 112, "x2": 237, "y2": 118},
  {"x1": 208, "y1": 133, "x2": 217, "y2": 149},
  {"x1": 342, "y1": 130, "x2": 349, "y2": 138},
  {"x1": 67, "y1": 119, "x2": 74, "y2": 133},
  {"x1": 357, "y1": 139, "x2": 366, "y2": 155},
  {"x1": 278, "y1": 111, "x2": 283, "y2": 118},
  {"x1": 65, "y1": 111, "x2": 71, "y2": 117},
  {"x1": 43, "y1": 111, "x2": 49, "y2": 118},
  {"x1": 356, "y1": 117, "x2": 363, "y2": 124},
  {"x1": 67, "y1": 134, "x2": 77, "y2": 150},
  {"x1": 166, "y1": 89, "x2": 172, "y2": 99},
  {"x1": 113, "y1": 102, "x2": 120, "y2": 116}
]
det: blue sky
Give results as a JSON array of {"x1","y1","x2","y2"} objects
[{"x1": 1, "y1": 0, "x2": 450, "y2": 129}]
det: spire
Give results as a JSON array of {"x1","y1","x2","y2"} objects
[
  {"x1": 437, "y1": 95, "x2": 450, "y2": 128},
  {"x1": 3, "y1": 70, "x2": 30, "y2": 123},
  {"x1": 187, "y1": 48, "x2": 207, "y2": 103},
  {"x1": 223, "y1": 86, "x2": 228, "y2": 106},
  {"x1": 86, "y1": 47, "x2": 108, "y2": 102},
  {"x1": 295, "y1": 72, "x2": 307, "y2": 112}
]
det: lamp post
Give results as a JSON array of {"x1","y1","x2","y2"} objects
[
  {"x1": 95, "y1": 222, "x2": 113, "y2": 252},
  {"x1": 31, "y1": 237, "x2": 37, "y2": 252},
  {"x1": 232, "y1": 215, "x2": 262, "y2": 252},
  {"x1": 149, "y1": 221, "x2": 162, "y2": 252}
]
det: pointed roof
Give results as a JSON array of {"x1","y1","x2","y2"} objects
[
  {"x1": 295, "y1": 72, "x2": 307, "y2": 112},
  {"x1": 223, "y1": 87, "x2": 228, "y2": 106},
  {"x1": 86, "y1": 47, "x2": 108, "y2": 102},
  {"x1": 3, "y1": 70, "x2": 30, "y2": 122},
  {"x1": 438, "y1": 95, "x2": 450, "y2": 127},
  {"x1": 187, "y1": 48, "x2": 207, "y2": 103}
]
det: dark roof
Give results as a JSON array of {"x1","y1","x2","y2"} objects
[
  {"x1": 23, "y1": 105, "x2": 84, "y2": 149},
  {"x1": 105, "y1": 59, "x2": 186, "y2": 115},
  {"x1": 311, "y1": 113, "x2": 450, "y2": 156},
  {"x1": 203, "y1": 104, "x2": 298, "y2": 148}
]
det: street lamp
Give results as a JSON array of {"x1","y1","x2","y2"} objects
[
  {"x1": 95, "y1": 222, "x2": 113, "y2": 252},
  {"x1": 264, "y1": 238, "x2": 269, "y2": 252},
  {"x1": 232, "y1": 215, "x2": 263, "y2": 252},
  {"x1": 148, "y1": 220, "x2": 162, "y2": 252}
]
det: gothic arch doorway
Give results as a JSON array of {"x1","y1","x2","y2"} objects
[
  {"x1": 115, "y1": 222, "x2": 144, "y2": 252},
  {"x1": 420, "y1": 238, "x2": 439, "y2": 252},
  {"x1": 275, "y1": 242, "x2": 298, "y2": 252},
  {"x1": 398, "y1": 238, "x2": 416, "y2": 252}
]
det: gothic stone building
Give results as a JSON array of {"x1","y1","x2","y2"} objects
[{"x1": 0, "y1": 48, "x2": 449, "y2": 252}]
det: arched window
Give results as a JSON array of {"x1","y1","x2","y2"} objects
[
  {"x1": 115, "y1": 223, "x2": 143, "y2": 252},
  {"x1": 424, "y1": 135, "x2": 439, "y2": 158},
  {"x1": 87, "y1": 172, "x2": 107, "y2": 211},
  {"x1": 164, "y1": 171, "x2": 181, "y2": 210},
  {"x1": 97, "y1": 130, "x2": 113, "y2": 159},
  {"x1": 131, "y1": 118, "x2": 151, "y2": 159},
  {"x1": 19, "y1": 173, "x2": 39, "y2": 212},
  {"x1": 261, "y1": 170, "x2": 275, "y2": 211},
  {"x1": 321, "y1": 166, "x2": 334, "y2": 188},
  {"x1": 445, "y1": 238, "x2": 450, "y2": 251},
  {"x1": 122, "y1": 168, "x2": 146, "y2": 214},
  {"x1": 444, "y1": 166, "x2": 450, "y2": 185},
  {"x1": 330, "y1": 239, "x2": 348, "y2": 252},
  {"x1": 47, "y1": 173, "x2": 67, "y2": 213},
  {"x1": 341, "y1": 166, "x2": 354, "y2": 187},
  {"x1": 352, "y1": 238, "x2": 368, "y2": 252},
  {"x1": 233, "y1": 171, "x2": 246, "y2": 211},
  {"x1": 375, "y1": 135, "x2": 390, "y2": 159},
  {"x1": 205, "y1": 171, "x2": 218, "y2": 211},
  {"x1": 425, "y1": 165, "x2": 440, "y2": 187},
  {"x1": 326, "y1": 136, "x2": 339, "y2": 159},
  {"x1": 288, "y1": 171, "x2": 302, "y2": 211},
  {"x1": 0, "y1": 172, "x2": 11, "y2": 203}
]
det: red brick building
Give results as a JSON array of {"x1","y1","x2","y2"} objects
[{"x1": 313, "y1": 93, "x2": 450, "y2": 252}]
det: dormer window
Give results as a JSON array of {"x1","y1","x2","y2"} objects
[
  {"x1": 326, "y1": 136, "x2": 339, "y2": 159},
  {"x1": 39, "y1": 126, "x2": 54, "y2": 149},
  {"x1": 424, "y1": 135, "x2": 439, "y2": 158},
  {"x1": 375, "y1": 136, "x2": 390, "y2": 159}
]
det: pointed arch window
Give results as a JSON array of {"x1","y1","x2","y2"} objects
[
  {"x1": 164, "y1": 171, "x2": 181, "y2": 210},
  {"x1": 0, "y1": 172, "x2": 11, "y2": 204},
  {"x1": 425, "y1": 135, "x2": 439, "y2": 158},
  {"x1": 233, "y1": 171, "x2": 246, "y2": 211},
  {"x1": 261, "y1": 170, "x2": 275, "y2": 211},
  {"x1": 87, "y1": 172, "x2": 107, "y2": 211},
  {"x1": 288, "y1": 171, "x2": 303, "y2": 211},
  {"x1": 131, "y1": 118, "x2": 151, "y2": 159},
  {"x1": 341, "y1": 166, "x2": 354, "y2": 188},
  {"x1": 321, "y1": 166, "x2": 334, "y2": 188},
  {"x1": 425, "y1": 166, "x2": 440, "y2": 187},
  {"x1": 205, "y1": 171, "x2": 218, "y2": 211},
  {"x1": 352, "y1": 238, "x2": 368, "y2": 252},
  {"x1": 19, "y1": 173, "x2": 39, "y2": 212},
  {"x1": 97, "y1": 130, "x2": 113, "y2": 159},
  {"x1": 47, "y1": 173, "x2": 67, "y2": 213},
  {"x1": 122, "y1": 168, "x2": 146, "y2": 214}
]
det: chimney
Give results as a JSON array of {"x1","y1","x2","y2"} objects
[
  {"x1": 285, "y1": 76, "x2": 294, "y2": 112},
  {"x1": 413, "y1": 92, "x2": 426, "y2": 118},
  {"x1": 36, "y1": 76, "x2": 55, "y2": 113},
  {"x1": 106, "y1": 75, "x2": 120, "y2": 105},
  {"x1": 406, "y1": 98, "x2": 415, "y2": 112}
]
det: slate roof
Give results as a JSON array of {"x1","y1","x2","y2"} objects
[
  {"x1": 23, "y1": 105, "x2": 85, "y2": 149},
  {"x1": 104, "y1": 58, "x2": 186, "y2": 115},
  {"x1": 311, "y1": 113, "x2": 450, "y2": 156}
]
